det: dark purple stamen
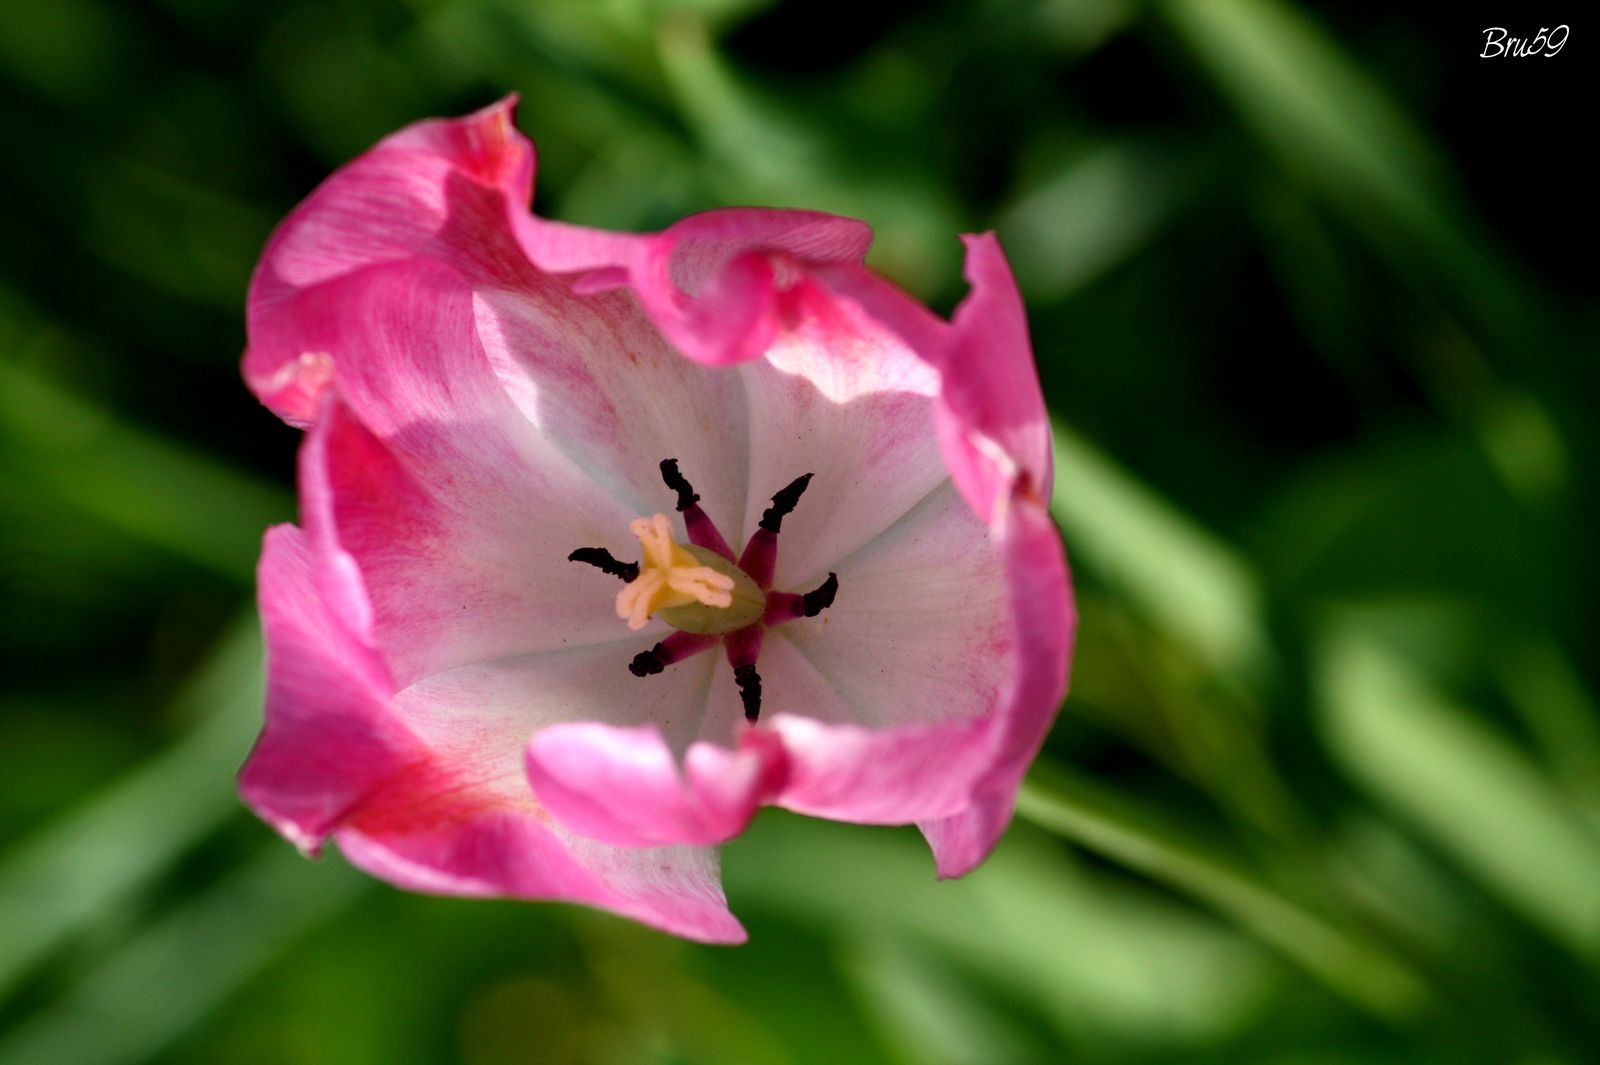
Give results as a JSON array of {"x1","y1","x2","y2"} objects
[
  {"x1": 659, "y1": 458, "x2": 699, "y2": 511},
  {"x1": 568, "y1": 547, "x2": 639, "y2": 582},
  {"x1": 629, "y1": 647, "x2": 666, "y2": 676},
  {"x1": 723, "y1": 625, "x2": 764, "y2": 720},
  {"x1": 660, "y1": 457, "x2": 734, "y2": 560},
  {"x1": 764, "y1": 572, "x2": 841, "y2": 625},
  {"x1": 628, "y1": 631, "x2": 717, "y2": 677},
  {"x1": 740, "y1": 473, "x2": 814, "y2": 588},
  {"x1": 733, "y1": 663, "x2": 762, "y2": 722},
  {"x1": 800, "y1": 572, "x2": 838, "y2": 617},
  {"x1": 759, "y1": 473, "x2": 813, "y2": 534}
]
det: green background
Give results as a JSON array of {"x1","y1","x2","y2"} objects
[{"x1": 1, "y1": 1, "x2": 1595, "y2": 1062}]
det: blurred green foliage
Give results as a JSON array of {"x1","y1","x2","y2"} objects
[{"x1": 1, "y1": 1, "x2": 1595, "y2": 1062}]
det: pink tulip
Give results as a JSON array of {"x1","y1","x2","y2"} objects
[{"x1": 239, "y1": 98, "x2": 1074, "y2": 942}]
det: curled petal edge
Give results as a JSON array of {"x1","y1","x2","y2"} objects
[
  {"x1": 919, "y1": 493, "x2": 1075, "y2": 877},
  {"x1": 525, "y1": 710, "x2": 1005, "y2": 850},
  {"x1": 245, "y1": 97, "x2": 539, "y2": 425},
  {"x1": 524, "y1": 725, "x2": 789, "y2": 848}
]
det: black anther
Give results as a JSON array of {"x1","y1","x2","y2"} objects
[
  {"x1": 568, "y1": 547, "x2": 639, "y2": 582},
  {"x1": 659, "y1": 458, "x2": 700, "y2": 512},
  {"x1": 629, "y1": 644, "x2": 666, "y2": 677},
  {"x1": 733, "y1": 663, "x2": 763, "y2": 722},
  {"x1": 758, "y1": 472, "x2": 814, "y2": 533},
  {"x1": 800, "y1": 572, "x2": 838, "y2": 617}
]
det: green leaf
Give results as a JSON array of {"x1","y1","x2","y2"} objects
[
  {"x1": 1051, "y1": 421, "x2": 1271, "y2": 681},
  {"x1": 1015, "y1": 762, "x2": 1429, "y2": 1019},
  {"x1": 0, "y1": 617, "x2": 262, "y2": 999},
  {"x1": 1316, "y1": 616, "x2": 1600, "y2": 957},
  {"x1": 727, "y1": 812, "x2": 1273, "y2": 1046},
  {"x1": 998, "y1": 140, "x2": 1192, "y2": 301},
  {"x1": 0, "y1": 847, "x2": 365, "y2": 1065},
  {"x1": 0, "y1": 363, "x2": 290, "y2": 582},
  {"x1": 1496, "y1": 640, "x2": 1600, "y2": 832}
]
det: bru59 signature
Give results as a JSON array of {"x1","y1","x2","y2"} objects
[{"x1": 1480, "y1": 25, "x2": 1570, "y2": 57}]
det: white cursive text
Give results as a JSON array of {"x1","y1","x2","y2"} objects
[{"x1": 1481, "y1": 25, "x2": 1570, "y2": 57}]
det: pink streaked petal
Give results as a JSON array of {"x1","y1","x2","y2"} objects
[
  {"x1": 286, "y1": 256, "x2": 742, "y2": 679},
  {"x1": 245, "y1": 97, "x2": 537, "y2": 424},
  {"x1": 933, "y1": 233, "x2": 1053, "y2": 523},
  {"x1": 736, "y1": 280, "x2": 951, "y2": 587},
  {"x1": 382, "y1": 95, "x2": 532, "y2": 199},
  {"x1": 335, "y1": 761, "x2": 746, "y2": 944},
  {"x1": 255, "y1": 96, "x2": 530, "y2": 294},
  {"x1": 525, "y1": 722, "x2": 785, "y2": 848},
  {"x1": 238, "y1": 525, "x2": 421, "y2": 854},
  {"x1": 919, "y1": 495, "x2": 1075, "y2": 878},
  {"x1": 474, "y1": 284, "x2": 750, "y2": 543},
  {"x1": 299, "y1": 386, "x2": 635, "y2": 689},
  {"x1": 514, "y1": 217, "x2": 644, "y2": 276}
]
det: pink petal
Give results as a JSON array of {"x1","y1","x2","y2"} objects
[
  {"x1": 630, "y1": 208, "x2": 875, "y2": 367},
  {"x1": 773, "y1": 480, "x2": 1011, "y2": 731},
  {"x1": 933, "y1": 233, "x2": 1054, "y2": 523},
  {"x1": 475, "y1": 284, "x2": 750, "y2": 544},
  {"x1": 294, "y1": 334, "x2": 635, "y2": 688},
  {"x1": 240, "y1": 522, "x2": 744, "y2": 943},
  {"x1": 906, "y1": 237, "x2": 1071, "y2": 873},
  {"x1": 754, "y1": 238, "x2": 1069, "y2": 867},
  {"x1": 245, "y1": 97, "x2": 536, "y2": 424},
  {"x1": 243, "y1": 95, "x2": 647, "y2": 427},
  {"x1": 761, "y1": 701, "x2": 990, "y2": 826},
  {"x1": 727, "y1": 244, "x2": 1069, "y2": 861},
  {"x1": 734, "y1": 274, "x2": 951, "y2": 587},
  {"x1": 747, "y1": 481, "x2": 1012, "y2": 824},
  {"x1": 525, "y1": 722, "x2": 786, "y2": 848},
  {"x1": 918, "y1": 495, "x2": 1075, "y2": 877},
  {"x1": 238, "y1": 525, "x2": 420, "y2": 852},
  {"x1": 335, "y1": 766, "x2": 744, "y2": 944}
]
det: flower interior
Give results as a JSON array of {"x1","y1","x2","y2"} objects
[{"x1": 569, "y1": 459, "x2": 838, "y2": 722}]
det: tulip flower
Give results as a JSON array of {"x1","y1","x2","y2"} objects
[{"x1": 239, "y1": 98, "x2": 1074, "y2": 942}]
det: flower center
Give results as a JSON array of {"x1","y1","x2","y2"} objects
[
  {"x1": 567, "y1": 459, "x2": 839, "y2": 722},
  {"x1": 615, "y1": 514, "x2": 766, "y2": 634}
]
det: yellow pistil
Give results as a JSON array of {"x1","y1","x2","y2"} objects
[{"x1": 616, "y1": 514, "x2": 737, "y2": 630}]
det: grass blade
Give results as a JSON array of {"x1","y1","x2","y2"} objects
[
  {"x1": 0, "y1": 618, "x2": 262, "y2": 999},
  {"x1": 1015, "y1": 763, "x2": 1428, "y2": 1019}
]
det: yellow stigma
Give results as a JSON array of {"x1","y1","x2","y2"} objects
[{"x1": 616, "y1": 514, "x2": 736, "y2": 631}]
